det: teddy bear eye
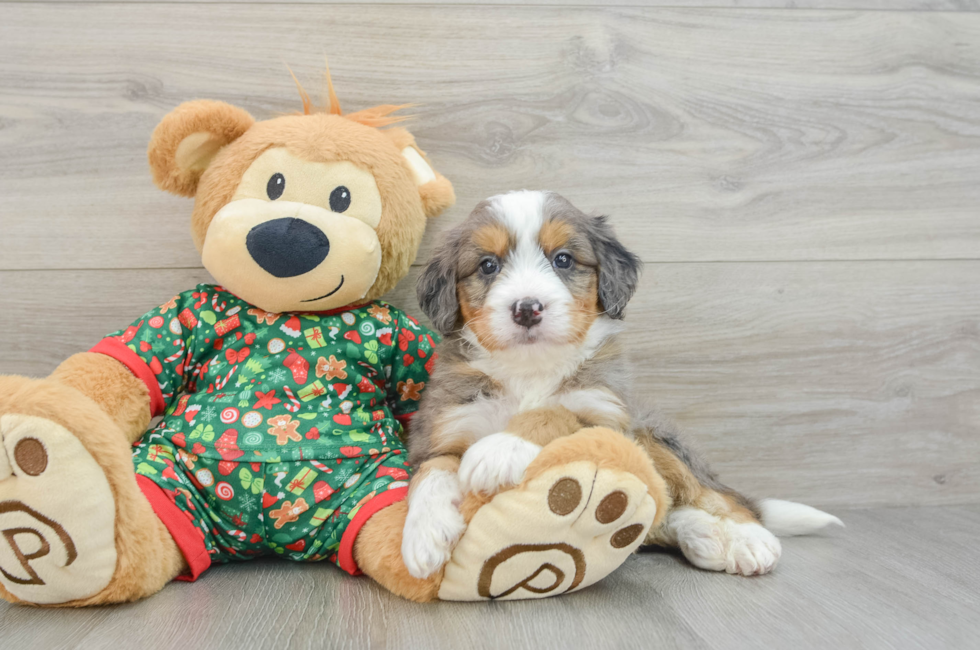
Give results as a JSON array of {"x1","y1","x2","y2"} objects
[
  {"x1": 330, "y1": 186, "x2": 351, "y2": 213},
  {"x1": 266, "y1": 173, "x2": 285, "y2": 200}
]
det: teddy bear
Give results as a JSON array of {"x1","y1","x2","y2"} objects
[{"x1": 0, "y1": 75, "x2": 664, "y2": 606}]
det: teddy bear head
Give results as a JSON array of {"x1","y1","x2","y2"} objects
[{"x1": 146, "y1": 83, "x2": 454, "y2": 314}]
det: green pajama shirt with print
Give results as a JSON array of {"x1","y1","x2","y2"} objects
[{"x1": 92, "y1": 284, "x2": 437, "y2": 577}]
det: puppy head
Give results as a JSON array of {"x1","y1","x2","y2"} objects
[{"x1": 418, "y1": 190, "x2": 640, "y2": 349}]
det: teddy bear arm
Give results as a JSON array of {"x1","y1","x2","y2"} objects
[
  {"x1": 354, "y1": 498, "x2": 443, "y2": 602},
  {"x1": 48, "y1": 352, "x2": 152, "y2": 444},
  {"x1": 505, "y1": 405, "x2": 585, "y2": 447}
]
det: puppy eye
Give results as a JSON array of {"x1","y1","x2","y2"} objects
[
  {"x1": 479, "y1": 257, "x2": 499, "y2": 275},
  {"x1": 266, "y1": 173, "x2": 285, "y2": 200},
  {"x1": 553, "y1": 252, "x2": 573, "y2": 269},
  {"x1": 330, "y1": 186, "x2": 351, "y2": 213}
]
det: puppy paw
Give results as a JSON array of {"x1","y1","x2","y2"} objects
[
  {"x1": 669, "y1": 507, "x2": 782, "y2": 576},
  {"x1": 458, "y1": 433, "x2": 542, "y2": 495},
  {"x1": 401, "y1": 469, "x2": 466, "y2": 579}
]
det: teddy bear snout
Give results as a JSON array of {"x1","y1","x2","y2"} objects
[{"x1": 245, "y1": 217, "x2": 330, "y2": 278}]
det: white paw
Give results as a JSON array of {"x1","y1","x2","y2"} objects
[
  {"x1": 669, "y1": 507, "x2": 782, "y2": 576},
  {"x1": 458, "y1": 433, "x2": 542, "y2": 495},
  {"x1": 401, "y1": 469, "x2": 466, "y2": 579}
]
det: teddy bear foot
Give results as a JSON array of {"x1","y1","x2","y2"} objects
[
  {"x1": 438, "y1": 428, "x2": 663, "y2": 601},
  {"x1": 0, "y1": 413, "x2": 118, "y2": 604}
]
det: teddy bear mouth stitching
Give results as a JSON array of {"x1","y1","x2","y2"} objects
[{"x1": 301, "y1": 275, "x2": 345, "y2": 302}]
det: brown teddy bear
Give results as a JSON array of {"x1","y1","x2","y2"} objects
[{"x1": 0, "y1": 77, "x2": 664, "y2": 606}]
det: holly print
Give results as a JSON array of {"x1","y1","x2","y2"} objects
[{"x1": 103, "y1": 284, "x2": 437, "y2": 570}]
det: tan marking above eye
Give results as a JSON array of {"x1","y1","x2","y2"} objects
[
  {"x1": 539, "y1": 219, "x2": 574, "y2": 256},
  {"x1": 232, "y1": 147, "x2": 382, "y2": 228},
  {"x1": 472, "y1": 224, "x2": 511, "y2": 258}
]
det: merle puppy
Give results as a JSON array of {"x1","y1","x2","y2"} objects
[{"x1": 400, "y1": 190, "x2": 841, "y2": 579}]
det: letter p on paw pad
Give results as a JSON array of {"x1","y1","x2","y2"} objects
[
  {"x1": 0, "y1": 415, "x2": 118, "y2": 604},
  {"x1": 438, "y1": 460, "x2": 657, "y2": 601}
]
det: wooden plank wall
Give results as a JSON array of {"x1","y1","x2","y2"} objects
[{"x1": 0, "y1": 2, "x2": 978, "y2": 509}]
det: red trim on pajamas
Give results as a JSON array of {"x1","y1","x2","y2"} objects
[
  {"x1": 91, "y1": 338, "x2": 166, "y2": 418},
  {"x1": 337, "y1": 486, "x2": 409, "y2": 576},
  {"x1": 136, "y1": 474, "x2": 211, "y2": 582},
  {"x1": 395, "y1": 412, "x2": 414, "y2": 431}
]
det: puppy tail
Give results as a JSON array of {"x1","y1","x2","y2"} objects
[{"x1": 760, "y1": 499, "x2": 844, "y2": 537}]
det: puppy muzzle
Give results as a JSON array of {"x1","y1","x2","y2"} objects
[{"x1": 512, "y1": 298, "x2": 544, "y2": 329}]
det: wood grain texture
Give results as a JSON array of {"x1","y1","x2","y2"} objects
[
  {"x1": 2, "y1": 261, "x2": 977, "y2": 509},
  {"x1": 1, "y1": 505, "x2": 977, "y2": 649},
  {"x1": 1, "y1": 3, "x2": 979, "y2": 644},
  {"x1": 2, "y1": 5, "x2": 980, "y2": 270},
  {"x1": 16, "y1": 1, "x2": 980, "y2": 9}
]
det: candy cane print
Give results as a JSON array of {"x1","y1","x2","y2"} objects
[
  {"x1": 215, "y1": 365, "x2": 238, "y2": 390},
  {"x1": 164, "y1": 339, "x2": 186, "y2": 363},
  {"x1": 187, "y1": 361, "x2": 204, "y2": 383},
  {"x1": 212, "y1": 293, "x2": 227, "y2": 313},
  {"x1": 283, "y1": 385, "x2": 301, "y2": 413},
  {"x1": 309, "y1": 460, "x2": 332, "y2": 474},
  {"x1": 372, "y1": 423, "x2": 388, "y2": 447}
]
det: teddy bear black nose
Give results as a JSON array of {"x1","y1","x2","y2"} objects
[{"x1": 246, "y1": 217, "x2": 330, "y2": 278}]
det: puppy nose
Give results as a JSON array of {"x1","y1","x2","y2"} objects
[
  {"x1": 246, "y1": 217, "x2": 330, "y2": 278},
  {"x1": 512, "y1": 298, "x2": 543, "y2": 328}
]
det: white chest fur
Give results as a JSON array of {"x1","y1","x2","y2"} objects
[{"x1": 445, "y1": 318, "x2": 627, "y2": 440}]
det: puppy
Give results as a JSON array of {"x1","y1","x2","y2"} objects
[{"x1": 401, "y1": 190, "x2": 841, "y2": 579}]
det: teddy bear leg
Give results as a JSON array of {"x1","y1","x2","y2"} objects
[
  {"x1": 0, "y1": 376, "x2": 185, "y2": 607},
  {"x1": 354, "y1": 499, "x2": 443, "y2": 602},
  {"x1": 437, "y1": 427, "x2": 670, "y2": 601}
]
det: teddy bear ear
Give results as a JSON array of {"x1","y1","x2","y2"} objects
[
  {"x1": 384, "y1": 127, "x2": 456, "y2": 219},
  {"x1": 148, "y1": 100, "x2": 255, "y2": 197}
]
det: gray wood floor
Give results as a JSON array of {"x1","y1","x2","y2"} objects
[{"x1": 1, "y1": 505, "x2": 977, "y2": 650}]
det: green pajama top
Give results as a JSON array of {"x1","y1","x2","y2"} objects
[{"x1": 92, "y1": 284, "x2": 437, "y2": 578}]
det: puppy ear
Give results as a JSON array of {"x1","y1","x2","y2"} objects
[
  {"x1": 416, "y1": 237, "x2": 461, "y2": 335},
  {"x1": 385, "y1": 127, "x2": 456, "y2": 219},
  {"x1": 589, "y1": 215, "x2": 642, "y2": 319},
  {"x1": 148, "y1": 100, "x2": 254, "y2": 197}
]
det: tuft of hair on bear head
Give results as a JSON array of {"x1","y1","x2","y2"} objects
[{"x1": 285, "y1": 59, "x2": 413, "y2": 128}]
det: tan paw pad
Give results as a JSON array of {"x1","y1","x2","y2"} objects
[
  {"x1": 0, "y1": 415, "x2": 117, "y2": 604},
  {"x1": 438, "y1": 461, "x2": 657, "y2": 601}
]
